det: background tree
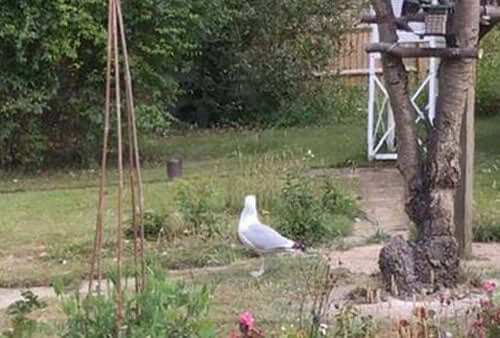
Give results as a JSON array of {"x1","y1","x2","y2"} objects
[
  {"x1": 0, "y1": 0, "x2": 357, "y2": 169},
  {"x1": 371, "y1": 0, "x2": 481, "y2": 295},
  {"x1": 0, "y1": 0, "x2": 209, "y2": 168}
]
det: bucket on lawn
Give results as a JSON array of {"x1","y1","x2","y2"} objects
[{"x1": 166, "y1": 157, "x2": 183, "y2": 180}]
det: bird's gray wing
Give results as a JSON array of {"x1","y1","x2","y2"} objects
[{"x1": 240, "y1": 222, "x2": 293, "y2": 251}]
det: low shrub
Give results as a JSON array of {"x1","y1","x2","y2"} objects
[
  {"x1": 477, "y1": 27, "x2": 500, "y2": 117},
  {"x1": 321, "y1": 179, "x2": 361, "y2": 220},
  {"x1": 277, "y1": 174, "x2": 359, "y2": 245},
  {"x1": 61, "y1": 264, "x2": 216, "y2": 338},
  {"x1": 273, "y1": 80, "x2": 365, "y2": 128},
  {"x1": 125, "y1": 210, "x2": 169, "y2": 241},
  {"x1": 332, "y1": 303, "x2": 377, "y2": 338},
  {"x1": 3, "y1": 290, "x2": 48, "y2": 338},
  {"x1": 175, "y1": 181, "x2": 223, "y2": 238}
]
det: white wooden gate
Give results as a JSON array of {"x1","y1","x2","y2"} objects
[{"x1": 367, "y1": 0, "x2": 444, "y2": 160}]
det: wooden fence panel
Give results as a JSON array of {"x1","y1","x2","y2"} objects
[{"x1": 321, "y1": 26, "x2": 428, "y2": 86}]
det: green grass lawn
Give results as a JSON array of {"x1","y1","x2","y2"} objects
[
  {"x1": 474, "y1": 115, "x2": 500, "y2": 228},
  {"x1": 1, "y1": 117, "x2": 500, "y2": 336},
  {"x1": 0, "y1": 122, "x2": 365, "y2": 288},
  {"x1": 0, "y1": 116, "x2": 500, "y2": 288}
]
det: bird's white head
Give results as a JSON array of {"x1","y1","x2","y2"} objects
[
  {"x1": 244, "y1": 195, "x2": 257, "y2": 211},
  {"x1": 239, "y1": 195, "x2": 259, "y2": 230}
]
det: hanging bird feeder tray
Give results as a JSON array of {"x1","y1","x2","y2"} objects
[{"x1": 423, "y1": 5, "x2": 450, "y2": 36}]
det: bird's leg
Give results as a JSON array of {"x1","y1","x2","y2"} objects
[
  {"x1": 258, "y1": 255, "x2": 265, "y2": 275},
  {"x1": 251, "y1": 255, "x2": 265, "y2": 277}
]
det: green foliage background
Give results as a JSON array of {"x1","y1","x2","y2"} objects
[
  {"x1": 0, "y1": 0, "x2": 207, "y2": 168},
  {"x1": 477, "y1": 26, "x2": 500, "y2": 117},
  {"x1": 2, "y1": 1, "x2": 500, "y2": 170},
  {"x1": 0, "y1": 0, "x2": 358, "y2": 169}
]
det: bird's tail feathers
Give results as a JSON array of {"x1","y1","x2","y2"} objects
[{"x1": 292, "y1": 241, "x2": 306, "y2": 252}]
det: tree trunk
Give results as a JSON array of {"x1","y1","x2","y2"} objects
[{"x1": 372, "y1": 0, "x2": 479, "y2": 296}]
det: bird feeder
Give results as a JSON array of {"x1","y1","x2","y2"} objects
[{"x1": 423, "y1": 5, "x2": 450, "y2": 36}]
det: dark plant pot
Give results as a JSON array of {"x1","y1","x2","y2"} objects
[{"x1": 166, "y1": 158, "x2": 183, "y2": 180}]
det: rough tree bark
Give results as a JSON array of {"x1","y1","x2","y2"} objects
[{"x1": 373, "y1": 0, "x2": 480, "y2": 296}]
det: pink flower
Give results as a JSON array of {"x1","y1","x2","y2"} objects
[
  {"x1": 481, "y1": 280, "x2": 498, "y2": 294},
  {"x1": 480, "y1": 297, "x2": 492, "y2": 308},
  {"x1": 238, "y1": 311, "x2": 254, "y2": 329},
  {"x1": 469, "y1": 320, "x2": 485, "y2": 338}
]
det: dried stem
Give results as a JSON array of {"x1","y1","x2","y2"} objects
[
  {"x1": 115, "y1": 0, "x2": 146, "y2": 290},
  {"x1": 88, "y1": 0, "x2": 113, "y2": 297}
]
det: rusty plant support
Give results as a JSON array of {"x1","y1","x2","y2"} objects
[
  {"x1": 88, "y1": 0, "x2": 145, "y2": 331},
  {"x1": 112, "y1": 0, "x2": 125, "y2": 328},
  {"x1": 89, "y1": 0, "x2": 114, "y2": 297},
  {"x1": 126, "y1": 95, "x2": 139, "y2": 296},
  {"x1": 115, "y1": 0, "x2": 146, "y2": 292}
]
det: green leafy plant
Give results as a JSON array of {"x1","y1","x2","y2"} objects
[
  {"x1": 0, "y1": 0, "x2": 230, "y2": 168},
  {"x1": 332, "y1": 303, "x2": 377, "y2": 338},
  {"x1": 3, "y1": 290, "x2": 48, "y2": 338},
  {"x1": 477, "y1": 27, "x2": 500, "y2": 117},
  {"x1": 278, "y1": 174, "x2": 326, "y2": 245},
  {"x1": 321, "y1": 179, "x2": 361, "y2": 220},
  {"x1": 6, "y1": 291, "x2": 47, "y2": 318},
  {"x1": 0, "y1": 0, "x2": 360, "y2": 169},
  {"x1": 182, "y1": 0, "x2": 360, "y2": 127},
  {"x1": 275, "y1": 80, "x2": 365, "y2": 128},
  {"x1": 126, "y1": 272, "x2": 215, "y2": 337},
  {"x1": 62, "y1": 263, "x2": 216, "y2": 337},
  {"x1": 62, "y1": 291, "x2": 115, "y2": 338},
  {"x1": 175, "y1": 181, "x2": 221, "y2": 238},
  {"x1": 125, "y1": 210, "x2": 169, "y2": 241},
  {"x1": 277, "y1": 174, "x2": 357, "y2": 245}
]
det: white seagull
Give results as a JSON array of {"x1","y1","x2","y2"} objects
[{"x1": 238, "y1": 195, "x2": 304, "y2": 277}]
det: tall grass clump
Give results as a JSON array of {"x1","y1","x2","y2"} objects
[{"x1": 473, "y1": 221, "x2": 500, "y2": 242}]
